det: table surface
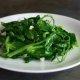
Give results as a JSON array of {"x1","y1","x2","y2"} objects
[{"x1": 0, "y1": 0, "x2": 80, "y2": 80}]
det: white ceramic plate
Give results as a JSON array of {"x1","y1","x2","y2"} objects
[{"x1": 0, "y1": 13, "x2": 80, "y2": 73}]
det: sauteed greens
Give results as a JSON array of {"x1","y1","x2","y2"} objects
[{"x1": 0, "y1": 15, "x2": 77, "y2": 63}]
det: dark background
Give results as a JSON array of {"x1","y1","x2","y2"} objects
[{"x1": 0, "y1": 0, "x2": 80, "y2": 80}]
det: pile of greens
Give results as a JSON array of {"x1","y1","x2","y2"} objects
[{"x1": 0, "y1": 15, "x2": 77, "y2": 62}]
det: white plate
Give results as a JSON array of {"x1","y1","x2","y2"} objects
[{"x1": 0, "y1": 13, "x2": 80, "y2": 73}]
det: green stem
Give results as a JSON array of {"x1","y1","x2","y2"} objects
[{"x1": 7, "y1": 40, "x2": 45, "y2": 57}]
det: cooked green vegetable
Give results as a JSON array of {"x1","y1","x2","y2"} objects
[{"x1": 0, "y1": 15, "x2": 77, "y2": 63}]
